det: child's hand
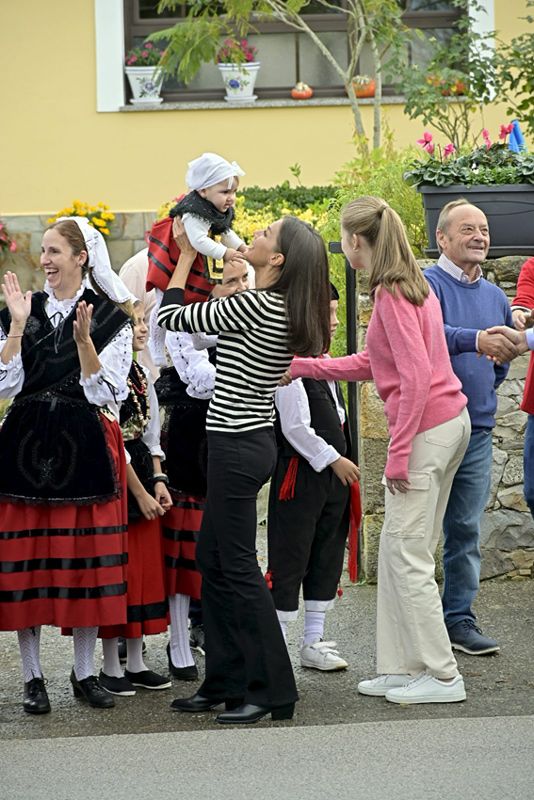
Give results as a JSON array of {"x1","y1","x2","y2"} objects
[
  {"x1": 136, "y1": 489, "x2": 165, "y2": 520},
  {"x1": 223, "y1": 247, "x2": 246, "y2": 262},
  {"x1": 154, "y1": 482, "x2": 172, "y2": 512},
  {"x1": 331, "y1": 456, "x2": 360, "y2": 486}
]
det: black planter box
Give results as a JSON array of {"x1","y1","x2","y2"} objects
[{"x1": 419, "y1": 183, "x2": 534, "y2": 259}]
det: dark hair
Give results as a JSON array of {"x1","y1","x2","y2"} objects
[
  {"x1": 268, "y1": 216, "x2": 331, "y2": 357},
  {"x1": 330, "y1": 282, "x2": 339, "y2": 301}
]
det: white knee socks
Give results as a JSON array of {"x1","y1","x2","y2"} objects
[
  {"x1": 168, "y1": 593, "x2": 195, "y2": 668},
  {"x1": 17, "y1": 627, "x2": 43, "y2": 682},
  {"x1": 126, "y1": 637, "x2": 147, "y2": 674},
  {"x1": 101, "y1": 637, "x2": 123, "y2": 678},
  {"x1": 303, "y1": 611, "x2": 325, "y2": 646},
  {"x1": 72, "y1": 626, "x2": 98, "y2": 681}
]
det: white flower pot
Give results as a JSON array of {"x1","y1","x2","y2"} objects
[
  {"x1": 125, "y1": 66, "x2": 164, "y2": 105},
  {"x1": 217, "y1": 62, "x2": 260, "y2": 104}
]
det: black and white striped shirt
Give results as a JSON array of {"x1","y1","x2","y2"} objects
[{"x1": 158, "y1": 288, "x2": 291, "y2": 433}]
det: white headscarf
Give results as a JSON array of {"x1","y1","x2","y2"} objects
[
  {"x1": 57, "y1": 216, "x2": 137, "y2": 304},
  {"x1": 186, "y1": 152, "x2": 245, "y2": 191}
]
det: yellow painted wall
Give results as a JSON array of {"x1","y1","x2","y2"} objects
[{"x1": 1, "y1": 1, "x2": 530, "y2": 214}]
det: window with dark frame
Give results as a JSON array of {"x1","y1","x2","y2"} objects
[{"x1": 124, "y1": 0, "x2": 462, "y2": 104}]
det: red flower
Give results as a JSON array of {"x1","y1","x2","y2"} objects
[
  {"x1": 417, "y1": 131, "x2": 435, "y2": 154},
  {"x1": 9, "y1": 241, "x2": 17, "y2": 252},
  {"x1": 443, "y1": 143, "x2": 456, "y2": 158},
  {"x1": 499, "y1": 123, "x2": 513, "y2": 140}
]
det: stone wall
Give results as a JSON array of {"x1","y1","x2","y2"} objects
[
  {"x1": 0, "y1": 212, "x2": 156, "y2": 295},
  {"x1": 358, "y1": 257, "x2": 534, "y2": 582}
]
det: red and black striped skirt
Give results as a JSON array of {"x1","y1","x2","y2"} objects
[
  {"x1": 0, "y1": 415, "x2": 128, "y2": 631},
  {"x1": 100, "y1": 515, "x2": 168, "y2": 639},
  {"x1": 163, "y1": 492, "x2": 204, "y2": 600}
]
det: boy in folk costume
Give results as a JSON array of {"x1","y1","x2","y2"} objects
[{"x1": 267, "y1": 285, "x2": 361, "y2": 671}]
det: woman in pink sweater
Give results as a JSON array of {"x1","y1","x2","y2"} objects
[{"x1": 291, "y1": 196, "x2": 471, "y2": 705}]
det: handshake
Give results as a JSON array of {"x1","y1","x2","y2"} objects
[{"x1": 480, "y1": 308, "x2": 534, "y2": 364}]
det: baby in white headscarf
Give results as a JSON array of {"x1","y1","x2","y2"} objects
[{"x1": 170, "y1": 152, "x2": 248, "y2": 278}]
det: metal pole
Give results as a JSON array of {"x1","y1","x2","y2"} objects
[{"x1": 329, "y1": 241, "x2": 358, "y2": 463}]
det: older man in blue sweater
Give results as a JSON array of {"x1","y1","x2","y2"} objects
[{"x1": 425, "y1": 199, "x2": 517, "y2": 655}]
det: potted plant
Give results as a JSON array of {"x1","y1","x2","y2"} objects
[
  {"x1": 351, "y1": 75, "x2": 375, "y2": 99},
  {"x1": 216, "y1": 38, "x2": 260, "y2": 104},
  {"x1": 125, "y1": 41, "x2": 165, "y2": 105},
  {"x1": 404, "y1": 126, "x2": 534, "y2": 258}
]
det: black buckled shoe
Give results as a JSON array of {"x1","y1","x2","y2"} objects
[
  {"x1": 216, "y1": 702, "x2": 295, "y2": 725},
  {"x1": 23, "y1": 677, "x2": 51, "y2": 715},
  {"x1": 166, "y1": 644, "x2": 198, "y2": 681},
  {"x1": 70, "y1": 669, "x2": 115, "y2": 708},
  {"x1": 170, "y1": 692, "x2": 243, "y2": 713}
]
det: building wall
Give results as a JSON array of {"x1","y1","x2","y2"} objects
[{"x1": 1, "y1": 0, "x2": 530, "y2": 214}]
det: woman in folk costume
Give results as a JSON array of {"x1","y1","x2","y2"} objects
[
  {"x1": 0, "y1": 217, "x2": 135, "y2": 714},
  {"x1": 99, "y1": 301, "x2": 173, "y2": 696}
]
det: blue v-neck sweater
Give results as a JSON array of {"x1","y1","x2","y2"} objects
[{"x1": 425, "y1": 265, "x2": 512, "y2": 430}]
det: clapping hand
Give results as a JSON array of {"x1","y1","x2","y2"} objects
[
  {"x1": 1, "y1": 271, "x2": 31, "y2": 331},
  {"x1": 73, "y1": 301, "x2": 94, "y2": 345}
]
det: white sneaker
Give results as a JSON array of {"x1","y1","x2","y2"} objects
[
  {"x1": 300, "y1": 640, "x2": 348, "y2": 671},
  {"x1": 385, "y1": 672, "x2": 466, "y2": 705},
  {"x1": 357, "y1": 674, "x2": 410, "y2": 696}
]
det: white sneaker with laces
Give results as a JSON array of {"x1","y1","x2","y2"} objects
[
  {"x1": 385, "y1": 672, "x2": 466, "y2": 705},
  {"x1": 300, "y1": 640, "x2": 348, "y2": 671},
  {"x1": 357, "y1": 674, "x2": 410, "y2": 696}
]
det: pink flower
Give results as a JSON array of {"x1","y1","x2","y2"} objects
[
  {"x1": 128, "y1": 55, "x2": 138, "y2": 65},
  {"x1": 142, "y1": 50, "x2": 148, "y2": 57},
  {"x1": 417, "y1": 131, "x2": 435, "y2": 154},
  {"x1": 499, "y1": 123, "x2": 513, "y2": 140},
  {"x1": 145, "y1": 42, "x2": 153, "y2": 49},
  {"x1": 443, "y1": 143, "x2": 456, "y2": 158},
  {"x1": 482, "y1": 128, "x2": 492, "y2": 148},
  {"x1": 9, "y1": 241, "x2": 17, "y2": 253}
]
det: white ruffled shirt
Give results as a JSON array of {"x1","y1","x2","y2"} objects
[
  {"x1": 165, "y1": 330, "x2": 216, "y2": 400},
  {"x1": 0, "y1": 278, "x2": 132, "y2": 419},
  {"x1": 275, "y1": 362, "x2": 346, "y2": 473}
]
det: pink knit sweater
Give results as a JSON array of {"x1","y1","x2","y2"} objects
[{"x1": 292, "y1": 287, "x2": 466, "y2": 479}]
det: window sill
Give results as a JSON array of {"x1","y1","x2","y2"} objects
[{"x1": 119, "y1": 95, "x2": 408, "y2": 112}]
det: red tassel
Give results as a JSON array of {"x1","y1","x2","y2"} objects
[
  {"x1": 348, "y1": 481, "x2": 362, "y2": 583},
  {"x1": 337, "y1": 587, "x2": 343, "y2": 597},
  {"x1": 278, "y1": 457, "x2": 299, "y2": 501},
  {"x1": 264, "y1": 569, "x2": 273, "y2": 590}
]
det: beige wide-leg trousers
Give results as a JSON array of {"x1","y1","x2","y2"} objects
[{"x1": 376, "y1": 408, "x2": 471, "y2": 679}]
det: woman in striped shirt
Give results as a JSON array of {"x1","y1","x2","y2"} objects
[{"x1": 157, "y1": 216, "x2": 330, "y2": 724}]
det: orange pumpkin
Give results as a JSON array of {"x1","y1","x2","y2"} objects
[
  {"x1": 291, "y1": 82, "x2": 313, "y2": 100},
  {"x1": 352, "y1": 79, "x2": 375, "y2": 98}
]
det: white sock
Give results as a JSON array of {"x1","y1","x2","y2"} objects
[
  {"x1": 17, "y1": 627, "x2": 43, "y2": 682},
  {"x1": 276, "y1": 611, "x2": 288, "y2": 642},
  {"x1": 126, "y1": 638, "x2": 147, "y2": 674},
  {"x1": 303, "y1": 610, "x2": 325, "y2": 646},
  {"x1": 168, "y1": 593, "x2": 195, "y2": 668},
  {"x1": 101, "y1": 638, "x2": 124, "y2": 678},
  {"x1": 72, "y1": 627, "x2": 98, "y2": 681}
]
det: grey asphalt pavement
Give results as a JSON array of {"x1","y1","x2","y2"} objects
[{"x1": 1, "y1": 534, "x2": 533, "y2": 799}]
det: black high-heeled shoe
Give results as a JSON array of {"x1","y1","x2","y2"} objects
[
  {"x1": 70, "y1": 669, "x2": 115, "y2": 709},
  {"x1": 170, "y1": 691, "x2": 243, "y2": 713},
  {"x1": 23, "y1": 677, "x2": 51, "y2": 715},
  {"x1": 216, "y1": 702, "x2": 295, "y2": 725}
]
